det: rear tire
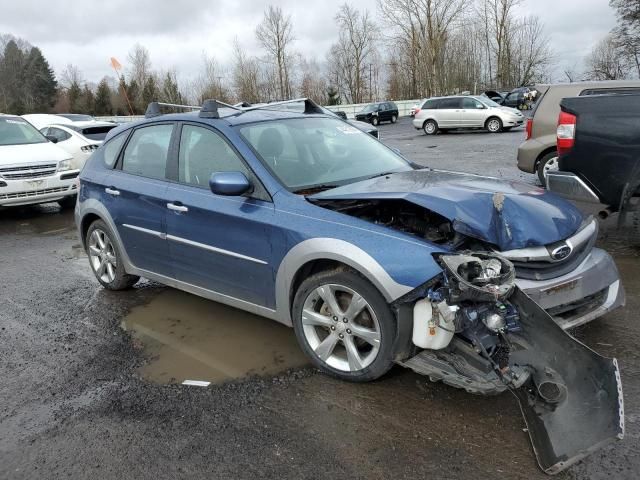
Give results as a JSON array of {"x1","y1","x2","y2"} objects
[
  {"x1": 486, "y1": 117, "x2": 503, "y2": 133},
  {"x1": 391, "y1": 114, "x2": 397, "y2": 124},
  {"x1": 537, "y1": 151, "x2": 559, "y2": 186},
  {"x1": 85, "y1": 220, "x2": 139, "y2": 290},
  {"x1": 423, "y1": 119, "x2": 438, "y2": 135},
  {"x1": 292, "y1": 268, "x2": 396, "y2": 382}
]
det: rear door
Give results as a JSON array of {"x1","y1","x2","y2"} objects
[
  {"x1": 436, "y1": 97, "x2": 462, "y2": 127},
  {"x1": 165, "y1": 122, "x2": 275, "y2": 307},
  {"x1": 107, "y1": 122, "x2": 175, "y2": 276}
]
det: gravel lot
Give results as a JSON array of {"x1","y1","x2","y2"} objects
[{"x1": 1, "y1": 118, "x2": 638, "y2": 480}]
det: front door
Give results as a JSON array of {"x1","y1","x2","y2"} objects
[
  {"x1": 460, "y1": 97, "x2": 488, "y2": 127},
  {"x1": 107, "y1": 122, "x2": 175, "y2": 276},
  {"x1": 165, "y1": 123, "x2": 275, "y2": 307}
]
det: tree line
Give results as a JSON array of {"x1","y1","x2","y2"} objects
[{"x1": 1, "y1": 1, "x2": 637, "y2": 117}]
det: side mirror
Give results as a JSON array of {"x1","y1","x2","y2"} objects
[
  {"x1": 46, "y1": 135, "x2": 58, "y2": 143},
  {"x1": 209, "y1": 171, "x2": 252, "y2": 196}
]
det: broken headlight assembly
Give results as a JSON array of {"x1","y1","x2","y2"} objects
[{"x1": 399, "y1": 251, "x2": 624, "y2": 474}]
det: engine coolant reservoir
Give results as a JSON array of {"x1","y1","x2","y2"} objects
[{"x1": 412, "y1": 298, "x2": 455, "y2": 350}]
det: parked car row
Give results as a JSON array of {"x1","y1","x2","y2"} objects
[{"x1": 0, "y1": 113, "x2": 117, "y2": 208}]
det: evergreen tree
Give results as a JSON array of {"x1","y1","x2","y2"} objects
[
  {"x1": 23, "y1": 47, "x2": 57, "y2": 113},
  {"x1": 67, "y1": 81, "x2": 82, "y2": 113},
  {"x1": 94, "y1": 78, "x2": 112, "y2": 115},
  {"x1": 141, "y1": 75, "x2": 158, "y2": 110},
  {"x1": 127, "y1": 79, "x2": 140, "y2": 114},
  {"x1": 0, "y1": 40, "x2": 26, "y2": 113},
  {"x1": 161, "y1": 72, "x2": 183, "y2": 104},
  {"x1": 80, "y1": 84, "x2": 95, "y2": 114}
]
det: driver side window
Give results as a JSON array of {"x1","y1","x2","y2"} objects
[{"x1": 178, "y1": 125, "x2": 249, "y2": 188}]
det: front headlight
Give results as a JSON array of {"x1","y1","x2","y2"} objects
[{"x1": 57, "y1": 159, "x2": 72, "y2": 172}]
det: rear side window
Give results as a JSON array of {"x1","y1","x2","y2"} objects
[
  {"x1": 580, "y1": 87, "x2": 640, "y2": 96},
  {"x1": 103, "y1": 132, "x2": 128, "y2": 168},
  {"x1": 178, "y1": 125, "x2": 250, "y2": 187},
  {"x1": 48, "y1": 127, "x2": 71, "y2": 142},
  {"x1": 439, "y1": 97, "x2": 461, "y2": 109},
  {"x1": 121, "y1": 124, "x2": 173, "y2": 180},
  {"x1": 422, "y1": 99, "x2": 439, "y2": 109}
]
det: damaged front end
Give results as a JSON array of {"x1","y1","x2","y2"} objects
[{"x1": 396, "y1": 252, "x2": 624, "y2": 474}]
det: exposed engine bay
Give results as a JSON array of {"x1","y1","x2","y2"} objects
[
  {"x1": 397, "y1": 252, "x2": 624, "y2": 475},
  {"x1": 313, "y1": 199, "x2": 460, "y2": 245}
]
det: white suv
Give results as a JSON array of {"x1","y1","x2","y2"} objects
[
  {"x1": 413, "y1": 95, "x2": 524, "y2": 135},
  {"x1": 0, "y1": 115, "x2": 78, "y2": 208}
]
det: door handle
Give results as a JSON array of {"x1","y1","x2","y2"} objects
[
  {"x1": 167, "y1": 202, "x2": 188, "y2": 213},
  {"x1": 105, "y1": 187, "x2": 120, "y2": 196}
]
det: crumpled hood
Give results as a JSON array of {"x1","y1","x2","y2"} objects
[{"x1": 310, "y1": 169, "x2": 585, "y2": 251}]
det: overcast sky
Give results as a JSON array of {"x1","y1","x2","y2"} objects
[{"x1": 0, "y1": 0, "x2": 617, "y2": 86}]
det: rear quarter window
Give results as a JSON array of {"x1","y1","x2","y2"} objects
[{"x1": 103, "y1": 132, "x2": 128, "y2": 168}]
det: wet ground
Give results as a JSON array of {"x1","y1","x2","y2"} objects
[{"x1": 1, "y1": 123, "x2": 639, "y2": 479}]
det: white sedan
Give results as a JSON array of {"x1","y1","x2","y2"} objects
[{"x1": 23, "y1": 114, "x2": 116, "y2": 170}]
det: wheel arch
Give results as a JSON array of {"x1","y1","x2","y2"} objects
[
  {"x1": 422, "y1": 118, "x2": 438, "y2": 128},
  {"x1": 485, "y1": 115, "x2": 502, "y2": 129},
  {"x1": 275, "y1": 238, "x2": 413, "y2": 326},
  {"x1": 534, "y1": 146, "x2": 559, "y2": 170}
]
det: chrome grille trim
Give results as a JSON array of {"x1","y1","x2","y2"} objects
[
  {"x1": 0, "y1": 186, "x2": 70, "y2": 200},
  {"x1": 0, "y1": 163, "x2": 57, "y2": 180}
]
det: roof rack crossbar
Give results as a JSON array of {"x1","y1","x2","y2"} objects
[
  {"x1": 238, "y1": 98, "x2": 322, "y2": 114},
  {"x1": 145, "y1": 101, "x2": 201, "y2": 118}
]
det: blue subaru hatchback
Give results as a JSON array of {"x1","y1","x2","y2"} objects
[{"x1": 76, "y1": 99, "x2": 624, "y2": 472}]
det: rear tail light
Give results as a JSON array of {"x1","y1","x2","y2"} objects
[
  {"x1": 525, "y1": 118, "x2": 533, "y2": 140},
  {"x1": 414, "y1": 108, "x2": 421, "y2": 115},
  {"x1": 556, "y1": 111, "x2": 576, "y2": 156}
]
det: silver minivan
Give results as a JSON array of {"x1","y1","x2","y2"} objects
[{"x1": 412, "y1": 95, "x2": 524, "y2": 135}]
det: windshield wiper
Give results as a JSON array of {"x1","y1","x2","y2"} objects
[{"x1": 293, "y1": 184, "x2": 341, "y2": 195}]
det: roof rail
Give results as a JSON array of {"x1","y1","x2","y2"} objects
[
  {"x1": 145, "y1": 102, "x2": 200, "y2": 118},
  {"x1": 239, "y1": 98, "x2": 324, "y2": 114}
]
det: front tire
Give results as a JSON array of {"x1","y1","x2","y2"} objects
[
  {"x1": 86, "y1": 220, "x2": 139, "y2": 290},
  {"x1": 486, "y1": 117, "x2": 503, "y2": 133},
  {"x1": 292, "y1": 269, "x2": 396, "y2": 382},
  {"x1": 391, "y1": 114, "x2": 397, "y2": 124},
  {"x1": 423, "y1": 119, "x2": 438, "y2": 135},
  {"x1": 537, "y1": 151, "x2": 559, "y2": 186},
  {"x1": 371, "y1": 116, "x2": 379, "y2": 126}
]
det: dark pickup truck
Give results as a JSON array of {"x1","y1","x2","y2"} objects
[{"x1": 546, "y1": 93, "x2": 640, "y2": 218}]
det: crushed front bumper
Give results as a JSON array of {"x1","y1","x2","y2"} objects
[{"x1": 516, "y1": 248, "x2": 625, "y2": 329}]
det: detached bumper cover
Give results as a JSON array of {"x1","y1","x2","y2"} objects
[{"x1": 509, "y1": 290, "x2": 624, "y2": 474}]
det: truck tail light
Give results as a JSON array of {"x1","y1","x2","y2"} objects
[
  {"x1": 556, "y1": 111, "x2": 576, "y2": 156},
  {"x1": 525, "y1": 118, "x2": 533, "y2": 140}
]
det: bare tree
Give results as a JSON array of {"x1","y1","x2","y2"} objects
[
  {"x1": 610, "y1": 0, "x2": 640, "y2": 77},
  {"x1": 60, "y1": 64, "x2": 83, "y2": 89},
  {"x1": 298, "y1": 58, "x2": 328, "y2": 103},
  {"x1": 255, "y1": 5, "x2": 295, "y2": 100},
  {"x1": 330, "y1": 3, "x2": 378, "y2": 103},
  {"x1": 232, "y1": 39, "x2": 261, "y2": 103},
  {"x1": 127, "y1": 44, "x2": 153, "y2": 110},
  {"x1": 190, "y1": 54, "x2": 232, "y2": 103},
  {"x1": 510, "y1": 16, "x2": 553, "y2": 86},
  {"x1": 378, "y1": 0, "x2": 469, "y2": 96},
  {"x1": 585, "y1": 35, "x2": 629, "y2": 80}
]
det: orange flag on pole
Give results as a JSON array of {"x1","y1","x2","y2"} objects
[{"x1": 110, "y1": 57, "x2": 122, "y2": 70}]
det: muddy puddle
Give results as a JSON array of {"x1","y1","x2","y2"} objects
[{"x1": 121, "y1": 289, "x2": 309, "y2": 384}]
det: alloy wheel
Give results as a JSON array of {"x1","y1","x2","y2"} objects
[
  {"x1": 301, "y1": 283, "x2": 381, "y2": 372},
  {"x1": 542, "y1": 156, "x2": 559, "y2": 178},
  {"x1": 88, "y1": 228, "x2": 117, "y2": 283},
  {"x1": 487, "y1": 119, "x2": 501, "y2": 132}
]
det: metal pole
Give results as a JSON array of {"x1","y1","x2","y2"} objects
[{"x1": 369, "y1": 64, "x2": 372, "y2": 102}]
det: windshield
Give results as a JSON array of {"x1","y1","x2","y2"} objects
[
  {"x1": 0, "y1": 117, "x2": 48, "y2": 146},
  {"x1": 240, "y1": 117, "x2": 411, "y2": 191},
  {"x1": 360, "y1": 104, "x2": 377, "y2": 113},
  {"x1": 479, "y1": 97, "x2": 502, "y2": 108}
]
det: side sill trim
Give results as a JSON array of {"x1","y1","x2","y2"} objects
[
  {"x1": 166, "y1": 234, "x2": 268, "y2": 265},
  {"x1": 122, "y1": 223, "x2": 268, "y2": 265}
]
